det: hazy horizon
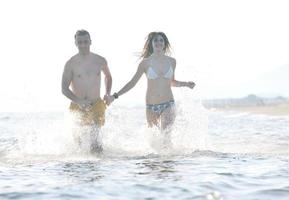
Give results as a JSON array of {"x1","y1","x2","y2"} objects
[{"x1": 1, "y1": 0, "x2": 289, "y2": 112}]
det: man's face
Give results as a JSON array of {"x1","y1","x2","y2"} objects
[{"x1": 75, "y1": 34, "x2": 91, "y2": 51}]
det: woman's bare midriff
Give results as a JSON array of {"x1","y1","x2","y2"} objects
[{"x1": 146, "y1": 79, "x2": 174, "y2": 104}]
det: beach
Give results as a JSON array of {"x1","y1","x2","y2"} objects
[
  {"x1": 216, "y1": 102, "x2": 289, "y2": 116},
  {"x1": 202, "y1": 95, "x2": 289, "y2": 116}
]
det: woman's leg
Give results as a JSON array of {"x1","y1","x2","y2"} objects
[
  {"x1": 146, "y1": 109, "x2": 160, "y2": 128},
  {"x1": 159, "y1": 106, "x2": 175, "y2": 148},
  {"x1": 160, "y1": 105, "x2": 176, "y2": 131}
]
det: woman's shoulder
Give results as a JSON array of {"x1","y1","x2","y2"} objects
[
  {"x1": 165, "y1": 55, "x2": 176, "y2": 61},
  {"x1": 165, "y1": 56, "x2": 176, "y2": 66},
  {"x1": 139, "y1": 58, "x2": 150, "y2": 69},
  {"x1": 142, "y1": 57, "x2": 152, "y2": 63}
]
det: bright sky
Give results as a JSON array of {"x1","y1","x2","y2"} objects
[{"x1": 1, "y1": 0, "x2": 289, "y2": 112}]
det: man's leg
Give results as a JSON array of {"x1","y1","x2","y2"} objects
[{"x1": 89, "y1": 125, "x2": 103, "y2": 153}]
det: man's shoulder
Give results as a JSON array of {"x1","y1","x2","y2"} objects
[
  {"x1": 90, "y1": 53, "x2": 107, "y2": 68},
  {"x1": 64, "y1": 54, "x2": 80, "y2": 71},
  {"x1": 91, "y1": 53, "x2": 106, "y2": 62},
  {"x1": 67, "y1": 54, "x2": 78, "y2": 64}
]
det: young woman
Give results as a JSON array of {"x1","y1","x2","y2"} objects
[{"x1": 106, "y1": 32, "x2": 195, "y2": 131}]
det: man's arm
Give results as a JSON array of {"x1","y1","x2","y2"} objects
[
  {"x1": 61, "y1": 61, "x2": 82, "y2": 104},
  {"x1": 102, "y1": 59, "x2": 112, "y2": 96}
]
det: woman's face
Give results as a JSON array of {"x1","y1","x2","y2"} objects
[{"x1": 152, "y1": 34, "x2": 165, "y2": 53}]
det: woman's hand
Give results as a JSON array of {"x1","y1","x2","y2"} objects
[{"x1": 186, "y1": 81, "x2": 195, "y2": 89}]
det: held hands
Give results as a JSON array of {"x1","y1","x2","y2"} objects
[
  {"x1": 104, "y1": 92, "x2": 118, "y2": 106},
  {"x1": 104, "y1": 94, "x2": 115, "y2": 106}
]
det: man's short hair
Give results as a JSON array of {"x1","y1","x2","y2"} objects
[{"x1": 74, "y1": 29, "x2": 91, "y2": 40}]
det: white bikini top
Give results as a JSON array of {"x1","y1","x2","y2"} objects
[{"x1": 146, "y1": 61, "x2": 174, "y2": 80}]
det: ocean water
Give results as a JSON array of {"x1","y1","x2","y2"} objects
[{"x1": 0, "y1": 101, "x2": 289, "y2": 200}]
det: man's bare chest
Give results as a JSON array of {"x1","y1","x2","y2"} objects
[{"x1": 72, "y1": 61, "x2": 102, "y2": 79}]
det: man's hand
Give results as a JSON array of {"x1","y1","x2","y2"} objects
[
  {"x1": 104, "y1": 94, "x2": 114, "y2": 106},
  {"x1": 186, "y1": 81, "x2": 196, "y2": 89},
  {"x1": 77, "y1": 99, "x2": 93, "y2": 110}
]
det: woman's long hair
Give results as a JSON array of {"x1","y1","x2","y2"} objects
[{"x1": 140, "y1": 32, "x2": 171, "y2": 58}]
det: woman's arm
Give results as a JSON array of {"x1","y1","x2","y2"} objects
[
  {"x1": 171, "y1": 80, "x2": 195, "y2": 88},
  {"x1": 105, "y1": 60, "x2": 146, "y2": 104},
  {"x1": 170, "y1": 58, "x2": 195, "y2": 89},
  {"x1": 116, "y1": 60, "x2": 145, "y2": 96}
]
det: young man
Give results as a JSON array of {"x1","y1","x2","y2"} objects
[{"x1": 61, "y1": 30, "x2": 112, "y2": 152}]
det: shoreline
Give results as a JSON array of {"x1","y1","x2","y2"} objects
[{"x1": 214, "y1": 103, "x2": 289, "y2": 116}]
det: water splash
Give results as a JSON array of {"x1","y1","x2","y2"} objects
[
  {"x1": 0, "y1": 95, "x2": 208, "y2": 162},
  {"x1": 3, "y1": 94, "x2": 288, "y2": 165}
]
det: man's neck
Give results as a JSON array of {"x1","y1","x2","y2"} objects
[{"x1": 78, "y1": 50, "x2": 90, "y2": 57}]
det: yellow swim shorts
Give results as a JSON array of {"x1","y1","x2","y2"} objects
[{"x1": 69, "y1": 99, "x2": 106, "y2": 126}]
